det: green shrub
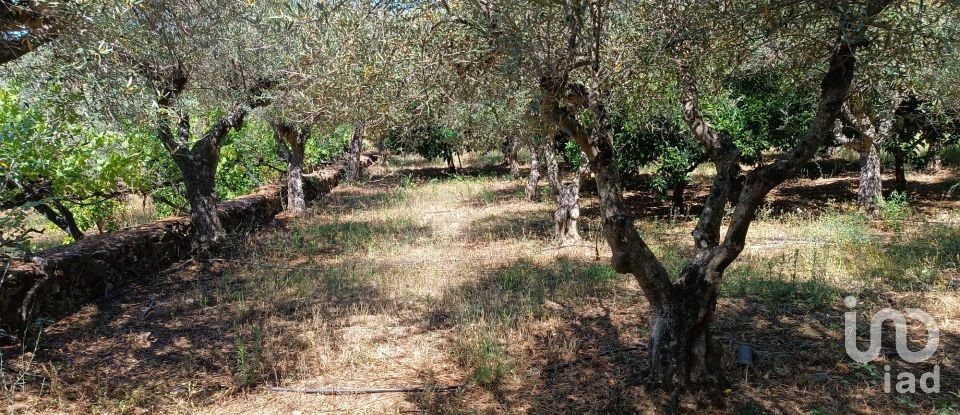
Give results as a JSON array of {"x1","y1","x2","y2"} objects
[{"x1": 878, "y1": 191, "x2": 910, "y2": 232}]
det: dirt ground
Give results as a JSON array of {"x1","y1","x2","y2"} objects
[{"x1": 3, "y1": 160, "x2": 959, "y2": 414}]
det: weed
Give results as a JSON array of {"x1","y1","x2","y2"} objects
[
  {"x1": 816, "y1": 210, "x2": 871, "y2": 244},
  {"x1": 580, "y1": 263, "x2": 619, "y2": 285},
  {"x1": 233, "y1": 325, "x2": 264, "y2": 388},
  {"x1": 723, "y1": 256, "x2": 838, "y2": 309},
  {"x1": 456, "y1": 333, "x2": 511, "y2": 387},
  {"x1": 855, "y1": 362, "x2": 882, "y2": 386},
  {"x1": 477, "y1": 188, "x2": 496, "y2": 205},
  {"x1": 878, "y1": 190, "x2": 911, "y2": 232}
]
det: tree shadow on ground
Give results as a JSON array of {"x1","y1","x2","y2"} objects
[
  {"x1": 1, "y1": 225, "x2": 406, "y2": 412},
  {"x1": 586, "y1": 169, "x2": 960, "y2": 223},
  {"x1": 406, "y1": 256, "x2": 649, "y2": 413},
  {"x1": 391, "y1": 164, "x2": 512, "y2": 183},
  {"x1": 465, "y1": 209, "x2": 555, "y2": 242},
  {"x1": 406, "y1": 252, "x2": 960, "y2": 414},
  {"x1": 713, "y1": 292, "x2": 959, "y2": 414}
]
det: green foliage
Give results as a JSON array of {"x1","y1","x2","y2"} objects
[
  {"x1": 0, "y1": 87, "x2": 146, "y2": 195},
  {"x1": 703, "y1": 74, "x2": 815, "y2": 165},
  {"x1": 562, "y1": 139, "x2": 583, "y2": 168},
  {"x1": 415, "y1": 126, "x2": 459, "y2": 161},
  {"x1": 458, "y1": 334, "x2": 511, "y2": 387},
  {"x1": 941, "y1": 143, "x2": 960, "y2": 166},
  {"x1": 73, "y1": 199, "x2": 125, "y2": 233},
  {"x1": 808, "y1": 210, "x2": 872, "y2": 245},
  {"x1": 233, "y1": 325, "x2": 264, "y2": 388},
  {"x1": 878, "y1": 191, "x2": 911, "y2": 232},
  {"x1": 581, "y1": 264, "x2": 619, "y2": 284},
  {"x1": 723, "y1": 261, "x2": 838, "y2": 309},
  {"x1": 307, "y1": 125, "x2": 353, "y2": 164},
  {"x1": 0, "y1": 85, "x2": 162, "y2": 235},
  {"x1": 386, "y1": 124, "x2": 459, "y2": 161},
  {"x1": 216, "y1": 127, "x2": 277, "y2": 200},
  {"x1": 561, "y1": 111, "x2": 702, "y2": 196},
  {"x1": 611, "y1": 112, "x2": 704, "y2": 198},
  {"x1": 0, "y1": 205, "x2": 37, "y2": 256}
]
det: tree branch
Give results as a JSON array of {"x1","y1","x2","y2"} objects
[
  {"x1": 710, "y1": 2, "x2": 894, "y2": 275},
  {"x1": 676, "y1": 58, "x2": 741, "y2": 254}
]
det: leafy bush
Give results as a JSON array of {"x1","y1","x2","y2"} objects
[
  {"x1": 878, "y1": 190, "x2": 911, "y2": 232},
  {"x1": 414, "y1": 126, "x2": 459, "y2": 161},
  {"x1": 307, "y1": 124, "x2": 353, "y2": 163},
  {"x1": 942, "y1": 143, "x2": 960, "y2": 167},
  {"x1": 384, "y1": 124, "x2": 459, "y2": 162}
]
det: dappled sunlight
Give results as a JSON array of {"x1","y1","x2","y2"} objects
[{"x1": 6, "y1": 162, "x2": 960, "y2": 414}]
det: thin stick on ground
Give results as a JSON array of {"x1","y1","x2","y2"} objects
[{"x1": 268, "y1": 385, "x2": 463, "y2": 395}]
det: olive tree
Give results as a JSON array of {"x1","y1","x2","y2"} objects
[
  {"x1": 833, "y1": 2, "x2": 959, "y2": 214},
  {"x1": 26, "y1": 0, "x2": 284, "y2": 248},
  {"x1": 436, "y1": 0, "x2": 926, "y2": 393}
]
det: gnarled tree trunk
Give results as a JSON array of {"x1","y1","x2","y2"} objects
[
  {"x1": 1, "y1": 178, "x2": 85, "y2": 241},
  {"x1": 893, "y1": 146, "x2": 906, "y2": 193},
  {"x1": 272, "y1": 121, "x2": 310, "y2": 213},
  {"x1": 287, "y1": 146, "x2": 306, "y2": 212},
  {"x1": 542, "y1": 140, "x2": 561, "y2": 198},
  {"x1": 503, "y1": 136, "x2": 521, "y2": 179},
  {"x1": 857, "y1": 143, "x2": 883, "y2": 216},
  {"x1": 34, "y1": 202, "x2": 84, "y2": 241},
  {"x1": 925, "y1": 127, "x2": 942, "y2": 172},
  {"x1": 553, "y1": 150, "x2": 587, "y2": 244},
  {"x1": 647, "y1": 277, "x2": 723, "y2": 387},
  {"x1": 147, "y1": 64, "x2": 274, "y2": 249},
  {"x1": 671, "y1": 181, "x2": 686, "y2": 212},
  {"x1": 178, "y1": 153, "x2": 224, "y2": 248},
  {"x1": 554, "y1": 181, "x2": 581, "y2": 243},
  {"x1": 525, "y1": 146, "x2": 541, "y2": 201},
  {"x1": 577, "y1": 151, "x2": 592, "y2": 189},
  {"x1": 445, "y1": 151, "x2": 457, "y2": 173},
  {"x1": 844, "y1": 97, "x2": 903, "y2": 217},
  {"x1": 346, "y1": 124, "x2": 365, "y2": 182}
]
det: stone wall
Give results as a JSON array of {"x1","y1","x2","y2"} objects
[{"x1": 0, "y1": 157, "x2": 370, "y2": 332}]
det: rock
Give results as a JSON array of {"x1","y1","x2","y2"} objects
[{"x1": 808, "y1": 372, "x2": 830, "y2": 383}]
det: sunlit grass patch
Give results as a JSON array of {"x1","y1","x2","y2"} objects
[
  {"x1": 722, "y1": 259, "x2": 839, "y2": 309},
  {"x1": 309, "y1": 215, "x2": 430, "y2": 253},
  {"x1": 849, "y1": 224, "x2": 960, "y2": 291}
]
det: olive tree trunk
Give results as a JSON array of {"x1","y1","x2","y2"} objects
[
  {"x1": 552, "y1": 148, "x2": 585, "y2": 244},
  {"x1": 272, "y1": 121, "x2": 310, "y2": 213},
  {"x1": 893, "y1": 147, "x2": 907, "y2": 193},
  {"x1": 844, "y1": 96, "x2": 902, "y2": 217},
  {"x1": 857, "y1": 143, "x2": 883, "y2": 215},
  {"x1": 175, "y1": 149, "x2": 224, "y2": 248},
  {"x1": 671, "y1": 181, "x2": 686, "y2": 212},
  {"x1": 555, "y1": 181, "x2": 581, "y2": 244},
  {"x1": 503, "y1": 136, "x2": 521, "y2": 179},
  {"x1": 34, "y1": 202, "x2": 85, "y2": 241},
  {"x1": 1, "y1": 178, "x2": 86, "y2": 241},
  {"x1": 525, "y1": 146, "x2": 541, "y2": 201},
  {"x1": 925, "y1": 127, "x2": 943, "y2": 172},
  {"x1": 346, "y1": 124, "x2": 365, "y2": 182},
  {"x1": 542, "y1": 140, "x2": 561, "y2": 198},
  {"x1": 445, "y1": 150, "x2": 457, "y2": 173}
]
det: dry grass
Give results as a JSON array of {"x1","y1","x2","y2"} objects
[{"x1": 3, "y1": 155, "x2": 960, "y2": 414}]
